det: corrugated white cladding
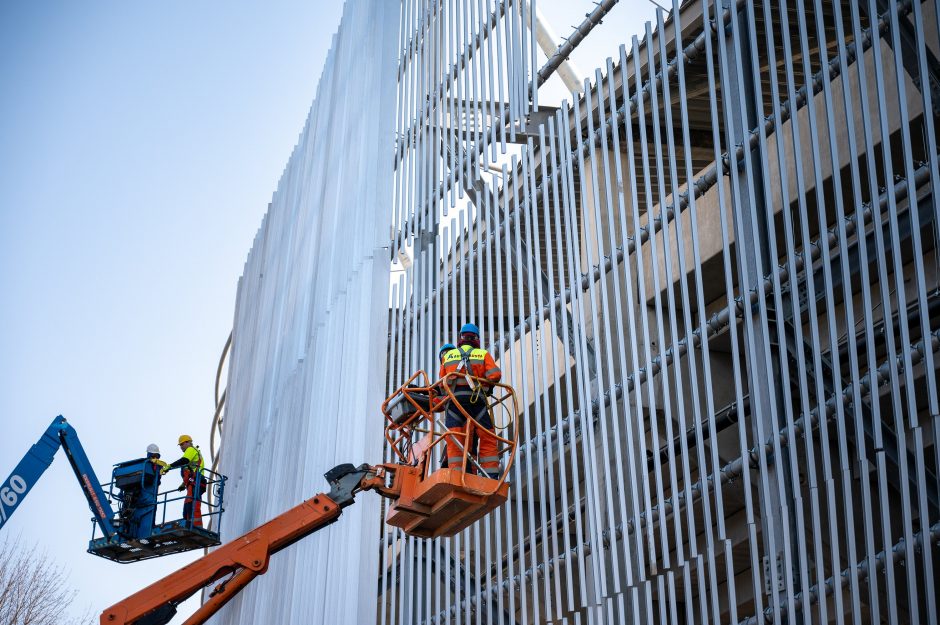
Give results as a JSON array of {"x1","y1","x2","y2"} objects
[{"x1": 214, "y1": 1, "x2": 398, "y2": 624}]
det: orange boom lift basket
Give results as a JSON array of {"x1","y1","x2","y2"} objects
[{"x1": 377, "y1": 370, "x2": 518, "y2": 538}]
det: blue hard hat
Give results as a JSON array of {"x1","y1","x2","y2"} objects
[
  {"x1": 439, "y1": 343, "x2": 456, "y2": 357},
  {"x1": 460, "y1": 323, "x2": 480, "y2": 336}
]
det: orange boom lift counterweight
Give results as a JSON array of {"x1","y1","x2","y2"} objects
[{"x1": 101, "y1": 373, "x2": 518, "y2": 625}]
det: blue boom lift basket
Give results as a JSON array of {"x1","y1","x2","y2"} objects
[
  {"x1": 0, "y1": 416, "x2": 227, "y2": 564},
  {"x1": 88, "y1": 459, "x2": 227, "y2": 563}
]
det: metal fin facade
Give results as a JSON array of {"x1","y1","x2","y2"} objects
[
  {"x1": 221, "y1": 1, "x2": 940, "y2": 623},
  {"x1": 383, "y1": 0, "x2": 940, "y2": 623}
]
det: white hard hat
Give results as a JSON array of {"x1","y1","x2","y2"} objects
[{"x1": 146, "y1": 443, "x2": 160, "y2": 455}]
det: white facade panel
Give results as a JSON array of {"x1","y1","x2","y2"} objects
[{"x1": 215, "y1": 1, "x2": 398, "y2": 623}]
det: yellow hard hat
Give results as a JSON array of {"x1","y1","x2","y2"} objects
[{"x1": 178, "y1": 434, "x2": 193, "y2": 445}]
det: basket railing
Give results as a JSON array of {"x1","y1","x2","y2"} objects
[{"x1": 380, "y1": 370, "x2": 519, "y2": 493}]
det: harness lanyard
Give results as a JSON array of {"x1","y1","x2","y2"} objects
[
  {"x1": 456, "y1": 347, "x2": 484, "y2": 403},
  {"x1": 189, "y1": 448, "x2": 204, "y2": 476},
  {"x1": 456, "y1": 348, "x2": 477, "y2": 387}
]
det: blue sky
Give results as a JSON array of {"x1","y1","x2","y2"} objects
[
  {"x1": 0, "y1": 1, "x2": 658, "y2": 621},
  {"x1": 0, "y1": 1, "x2": 343, "y2": 619}
]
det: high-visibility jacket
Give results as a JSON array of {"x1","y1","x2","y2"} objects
[
  {"x1": 183, "y1": 446, "x2": 204, "y2": 474},
  {"x1": 166, "y1": 445, "x2": 205, "y2": 475},
  {"x1": 439, "y1": 345, "x2": 501, "y2": 395}
]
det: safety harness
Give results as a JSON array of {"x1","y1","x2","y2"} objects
[{"x1": 454, "y1": 345, "x2": 485, "y2": 403}]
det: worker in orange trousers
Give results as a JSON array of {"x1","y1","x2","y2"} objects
[
  {"x1": 163, "y1": 435, "x2": 205, "y2": 528},
  {"x1": 439, "y1": 323, "x2": 502, "y2": 479}
]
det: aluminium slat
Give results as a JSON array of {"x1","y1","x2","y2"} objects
[
  {"x1": 782, "y1": 3, "x2": 842, "y2": 622},
  {"x1": 470, "y1": 193, "x2": 481, "y2": 625},
  {"x1": 446, "y1": 214, "x2": 458, "y2": 625},
  {"x1": 533, "y1": 122, "x2": 569, "y2": 619},
  {"x1": 754, "y1": 2, "x2": 822, "y2": 618},
  {"x1": 454, "y1": 0, "x2": 465, "y2": 199},
  {"x1": 889, "y1": 0, "x2": 938, "y2": 426},
  {"x1": 480, "y1": 162, "x2": 500, "y2": 625},
  {"x1": 632, "y1": 30, "x2": 673, "y2": 575},
  {"x1": 522, "y1": 139, "x2": 558, "y2": 619},
  {"x1": 483, "y1": 0, "x2": 498, "y2": 161},
  {"x1": 604, "y1": 50, "x2": 653, "y2": 599},
  {"x1": 498, "y1": 163, "x2": 520, "y2": 622},
  {"x1": 906, "y1": 0, "x2": 940, "y2": 617},
  {"x1": 446, "y1": 0, "x2": 457, "y2": 207},
  {"x1": 493, "y1": 0, "x2": 507, "y2": 151},
  {"x1": 463, "y1": 0, "x2": 474, "y2": 189},
  {"x1": 458, "y1": 205, "x2": 469, "y2": 625},
  {"x1": 837, "y1": 2, "x2": 907, "y2": 622},
  {"x1": 508, "y1": 151, "x2": 536, "y2": 623},
  {"x1": 875, "y1": 2, "x2": 937, "y2": 622},
  {"x1": 710, "y1": 2, "x2": 775, "y2": 618},
  {"x1": 506, "y1": 0, "x2": 517, "y2": 143},
  {"x1": 669, "y1": 4, "x2": 728, "y2": 622},
  {"x1": 729, "y1": 3, "x2": 801, "y2": 619},
  {"x1": 591, "y1": 63, "x2": 641, "y2": 599},
  {"x1": 517, "y1": 139, "x2": 544, "y2": 624},
  {"x1": 471, "y1": 0, "x2": 484, "y2": 176},
  {"x1": 529, "y1": 0, "x2": 536, "y2": 111},
  {"x1": 544, "y1": 115, "x2": 583, "y2": 612},
  {"x1": 793, "y1": 2, "x2": 857, "y2": 620},
  {"x1": 653, "y1": 9, "x2": 704, "y2": 569},
  {"x1": 490, "y1": 168, "x2": 508, "y2": 625},
  {"x1": 643, "y1": 14, "x2": 688, "y2": 576},
  {"x1": 568, "y1": 96, "x2": 612, "y2": 605},
  {"x1": 514, "y1": 0, "x2": 525, "y2": 122},
  {"x1": 651, "y1": 10, "x2": 698, "y2": 574},
  {"x1": 617, "y1": 40, "x2": 659, "y2": 598},
  {"x1": 551, "y1": 112, "x2": 592, "y2": 610},
  {"x1": 863, "y1": 4, "x2": 932, "y2": 616},
  {"x1": 580, "y1": 74, "x2": 626, "y2": 594},
  {"x1": 388, "y1": 3, "x2": 940, "y2": 624}
]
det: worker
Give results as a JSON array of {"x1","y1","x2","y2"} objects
[
  {"x1": 439, "y1": 343, "x2": 456, "y2": 362},
  {"x1": 148, "y1": 444, "x2": 170, "y2": 473},
  {"x1": 430, "y1": 343, "x2": 458, "y2": 412},
  {"x1": 133, "y1": 444, "x2": 167, "y2": 538},
  {"x1": 431, "y1": 343, "x2": 459, "y2": 468},
  {"x1": 162, "y1": 435, "x2": 205, "y2": 528},
  {"x1": 439, "y1": 323, "x2": 502, "y2": 479}
]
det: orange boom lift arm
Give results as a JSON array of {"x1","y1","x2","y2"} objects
[
  {"x1": 102, "y1": 374, "x2": 518, "y2": 625},
  {"x1": 101, "y1": 464, "x2": 382, "y2": 625}
]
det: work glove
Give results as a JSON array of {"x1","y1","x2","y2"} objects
[{"x1": 177, "y1": 484, "x2": 186, "y2": 492}]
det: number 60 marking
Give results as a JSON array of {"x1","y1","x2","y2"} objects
[{"x1": 1, "y1": 475, "x2": 28, "y2": 508}]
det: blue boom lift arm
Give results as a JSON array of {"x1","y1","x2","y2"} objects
[{"x1": 0, "y1": 415, "x2": 118, "y2": 538}]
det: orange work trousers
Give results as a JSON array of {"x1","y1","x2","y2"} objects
[
  {"x1": 182, "y1": 468, "x2": 203, "y2": 528},
  {"x1": 444, "y1": 396, "x2": 500, "y2": 479}
]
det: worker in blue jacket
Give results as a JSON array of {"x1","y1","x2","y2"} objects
[{"x1": 133, "y1": 444, "x2": 167, "y2": 538}]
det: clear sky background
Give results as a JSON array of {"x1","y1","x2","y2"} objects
[{"x1": 0, "y1": 1, "x2": 656, "y2": 621}]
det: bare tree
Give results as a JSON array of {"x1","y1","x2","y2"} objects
[{"x1": 0, "y1": 537, "x2": 94, "y2": 625}]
